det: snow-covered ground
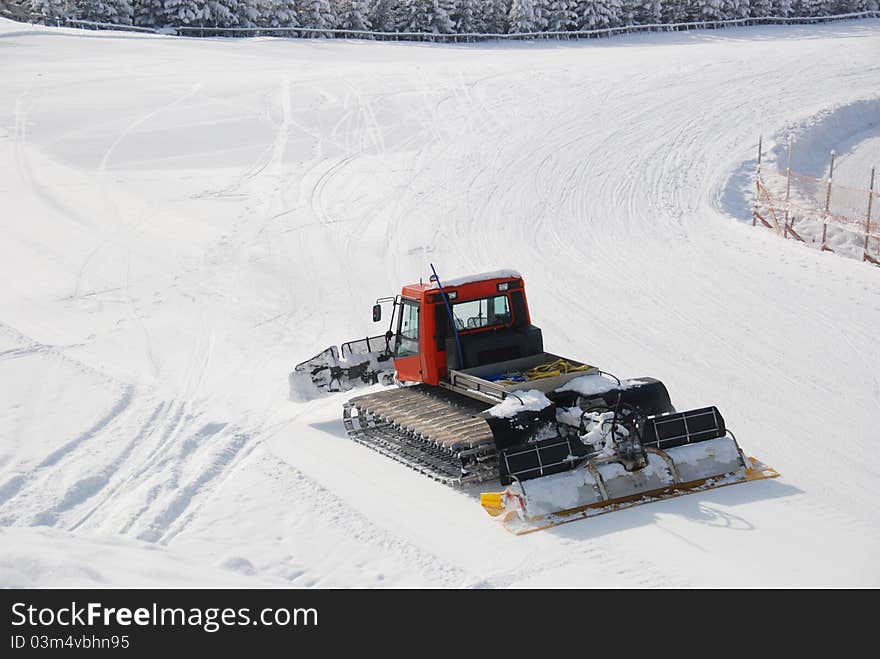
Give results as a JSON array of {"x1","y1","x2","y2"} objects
[{"x1": 2, "y1": 18, "x2": 879, "y2": 587}]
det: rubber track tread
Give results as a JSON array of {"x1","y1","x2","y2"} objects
[{"x1": 343, "y1": 385, "x2": 499, "y2": 485}]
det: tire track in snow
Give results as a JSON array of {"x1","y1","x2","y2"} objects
[
  {"x1": 96, "y1": 83, "x2": 202, "y2": 175},
  {"x1": 0, "y1": 385, "x2": 134, "y2": 522},
  {"x1": 65, "y1": 401, "x2": 167, "y2": 531},
  {"x1": 135, "y1": 425, "x2": 249, "y2": 544},
  {"x1": 247, "y1": 447, "x2": 472, "y2": 587},
  {"x1": 11, "y1": 90, "x2": 91, "y2": 229}
]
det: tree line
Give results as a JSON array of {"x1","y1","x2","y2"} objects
[{"x1": 25, "y1": 0, "x2": 880, "y2": 34}]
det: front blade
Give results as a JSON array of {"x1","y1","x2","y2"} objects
[
  {"x1": 290, "y1": 340, "x2": 395, "y2": 400},
  {"x1": 481, "y1": 439, "x2": 779, "y2": 535}
]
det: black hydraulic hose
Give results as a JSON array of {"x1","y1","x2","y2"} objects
[
  {"x1": 597, "y1": 369, "x2": 621, "y2": 386},
  {"x1": 611, "y1": 392, "x2": 623, "y2": 445}
]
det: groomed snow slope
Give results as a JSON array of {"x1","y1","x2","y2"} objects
[
  {"x1": 831, "y1": 129, "x2": 879, "y2": 188},
  {"x1": 2, "y1": 18, "x2": 879, "y2": 587}
]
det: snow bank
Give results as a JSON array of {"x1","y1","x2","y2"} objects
[
  {"x1": 488, "y1": 390, "x2": 552, "y2": 418},
  {"x1": 738, "y1": 97, "x2": 880, "y2": 262},
  {"x1": 770, "y1": 98, "x2": 880, "y2": 177}
]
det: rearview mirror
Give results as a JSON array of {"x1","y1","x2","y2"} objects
[{"x1": 372, "y1": 304, "x2": 382, "y2": 322}]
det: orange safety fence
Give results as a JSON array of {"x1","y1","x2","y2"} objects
[{"x1": 753, "y1": 165, "x2": 879, "y2": 266}]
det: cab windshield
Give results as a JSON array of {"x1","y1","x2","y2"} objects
[{"x1": 451, "y1": 295, "x2": 510, "y2": 330}]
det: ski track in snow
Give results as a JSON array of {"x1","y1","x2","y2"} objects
[{"x1": 1, "y1": 18, "x2": 880, "y2": 586}]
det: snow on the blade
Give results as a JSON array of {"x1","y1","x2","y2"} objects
[
  {"x1": 556, "y1": 374, "x2": 648, "y2": 397},
  {"x1": 513, "y1": 454, "x2": 673, "y2": 517},
  {"x1": 488, "y1": 389, "x2": 552, "y2": 418},
  {"x1": 288, "y1": 370, "x2": 322, "y2": 402},
  {"x1": 556, "y1": 405, "x2": 584, "y2": 427},
  {"x1": 432, "y1": 269, "x2": 521, "y2": 288}
]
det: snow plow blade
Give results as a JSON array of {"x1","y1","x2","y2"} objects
[
  {"x1": 290, "y1": 334, "x2": 395, "y2": 399},
  {"x1": 481, "y1": 436, "x2": 779, "y2": 535}
]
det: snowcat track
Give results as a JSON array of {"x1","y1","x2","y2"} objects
[{"x1": 343, "y1": 385, "x2": 499, "y2": 485}]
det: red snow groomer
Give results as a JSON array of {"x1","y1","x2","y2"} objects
[{"x1": 292, "y1": 267, "x2": 778, "y2": 534}]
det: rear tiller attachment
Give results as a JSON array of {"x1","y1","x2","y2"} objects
[{"x1": 481, "y1": 403, "x2": 779, "y2": 535}]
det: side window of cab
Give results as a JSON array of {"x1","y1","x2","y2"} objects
[{"x1": 396, "y1": 300, "x2": 420, "y2": 358}]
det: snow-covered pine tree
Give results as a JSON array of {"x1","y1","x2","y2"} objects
[
  {"x1": 133, "y1": 0, "x2": 166, "y2": 26},
  {"x1": 792, "y1": 0, "x2": 832, "y2": 15},
  {"x1": 820, "y1": 0, "x2": 837, "y2": 15},
  {"x1": 576, "y1": 0, "x2": 624, "y2": 28},
  {"x1": 117, "y1": 0, "x2": 134, "y2": 23},
  {"x1": 433, "y1": 0, "x2": 456, "y2": 32},
  {"x1": 828, "y1": 0, "x2": 858, "y2": 12},
  {"x1": 336, "y1": 0, "x2": 370, "y2": 30},
  {"x1": 696, "y1": 0, "x2": 724, "y2": 20},
  {"x1": 662, "y1": 0, "x2": 697, "y2": 22},
  {"x1": 771, "y1": 0, "x2": 793, "y2": 14},
  {"x1": 367, "y1": 0, "x2": 397, "y2": 31},
  {"x1": 400, "y1": 0, "x2": 453, "y2": 33},
  {"x1": 298, "y1": 0, "x2": 337, "y2": 34},
  {"x1": 199, "y1": 0, "x2": 241, "y2": 27},
  {"x1": 234, "y1": 0, "x2": 261, "y2": 26},
  {"x1": 397, "y1": 0, "x2": 428, "y2": 32},
  {"x1": 825, "y1": 0, "x2": 842, "y2": 14},
  {"x1": 451, "y1": 0, "x2": 478, "y2": 33},
  {"x1": 164, "y1": 0, "x2": 199, "y2": 25},
  {"x1": 534, "y1": 0, "x2": 550, "y2": 28},
  {"x1": 77, "y1": 0, "x2": 133, "y2": 23},
  {"x1": 728, "y1": 0, "x2": 751, "y2": 17},
  {"x1": 749, "y1": 0, "x2": 774, "y2": 16},
  {"x1": 544, "y1": 0, "x2": 575, "y2": 30},
  {"x1": 436, "y1": 0, "x2": 456, "y2": 33},
  {"x1": 508, "y1": 0, "x2": 540, "y2": 31},
  {"x1": 30, "y1": 0, "x2": 71, "y2": 19},
  {"x1": 399, "y1": 0, "x2": 426, "y2": 30},
  {"x1": 260, "y1": 0, "x2": 299, "y2": 27},
  {"x1": 481, "y1": 0, "x2": 511, "y2": 32},
  {"x1": 623, "y1": 0, "x2": 662, "y2": 24}
]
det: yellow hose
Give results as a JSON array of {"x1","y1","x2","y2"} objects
[
  {"x1": 524, "y1": 359, "x2": 593, "y2": 382},
  {"x1": 494, "y1": 359, "x2": 591, "y2": 385}
]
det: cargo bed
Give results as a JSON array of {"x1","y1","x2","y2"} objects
[{"x1": 440, "y1": 352, "x2": 597, "y2": 404}]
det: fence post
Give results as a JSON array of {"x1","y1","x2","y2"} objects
[
  {"x1": 783, "y1": 136, "x2": 793, "y2": 237},
  {"x1": 865, "y1": 167, "x2": 876, "y2": 264},
  {"x1": 821, "y1": 150, "x2": 835, "y2": 251},
  {"x1": 753, "y1": 135, "x2": 762, "y2": 227}
]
